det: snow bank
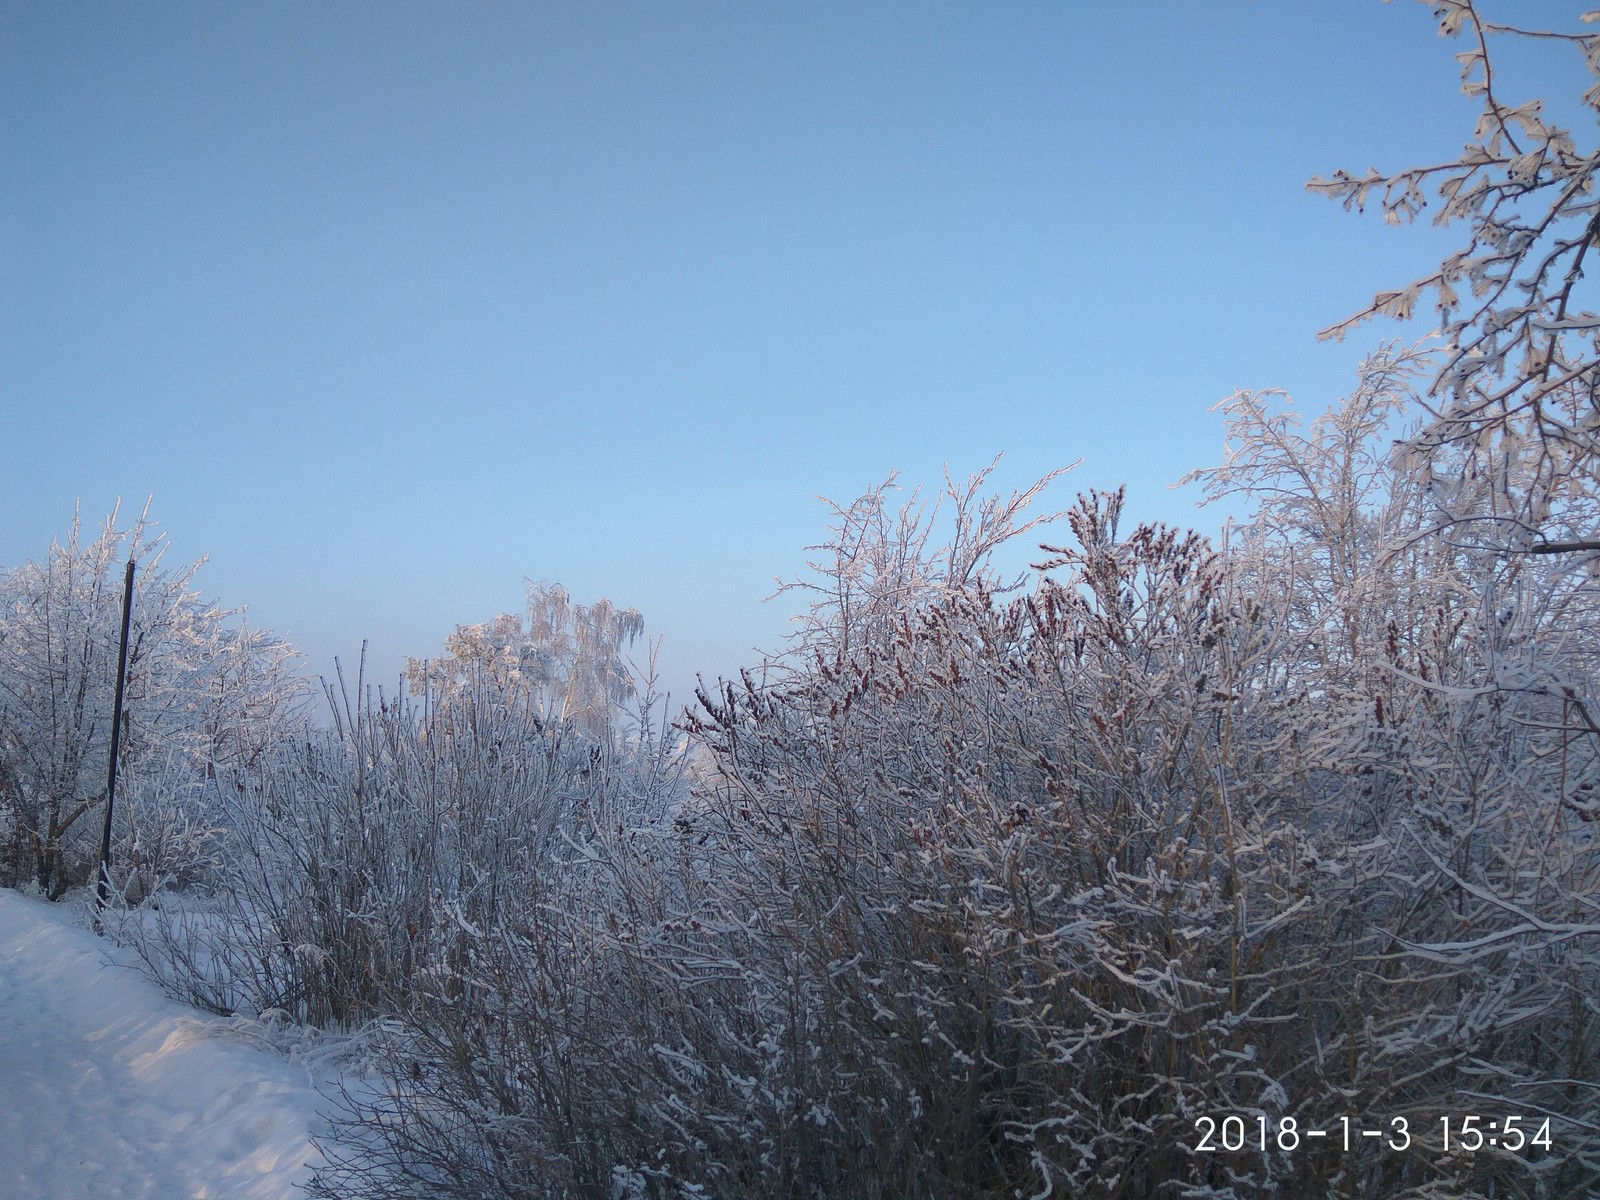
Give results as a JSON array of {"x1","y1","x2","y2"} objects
[{"x1": 0, "y1": 888, "x2": 326, "y2": 1199}]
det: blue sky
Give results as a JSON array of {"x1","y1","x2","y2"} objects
[{"x1": 3, "y1": 1, "x2": 1593, "y2": 708}]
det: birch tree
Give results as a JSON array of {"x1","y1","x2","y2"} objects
[{"x1": 405, "y1": 581, "x2": 645, "y2": 739}]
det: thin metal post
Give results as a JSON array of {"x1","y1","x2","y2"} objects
[{"x1": 95, "y1": 558, "x2": 136, "y2": 912}]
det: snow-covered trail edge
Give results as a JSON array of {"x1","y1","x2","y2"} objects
[{"x1": 0, "y1": 888, "x2": 327, "y2": 1199}]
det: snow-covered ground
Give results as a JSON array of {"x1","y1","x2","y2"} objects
[{"x1": 0, "y1": 887, "x2": 329, "y2": 1199}]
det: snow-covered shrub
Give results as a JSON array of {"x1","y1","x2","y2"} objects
[
  {"x1": 213, "y1": 679, "x2": 592, "y2": 1025},
  {"x1": 297, "y1": 431, "x2": 1595, "y2": 1198},
  {"x1": 637, "y1": 485, "x2": 1326, "y2": 1198},
  {"x1": 170, "y1": 583, "x2": 679, "y2": 1032},
  {"x1": 301, "y1": 676, "x2": 690, "y2": 1198},
  {"x1": 1181, "y1": 348, "x2": 1600, "y2": 1199},
  {"x1": 648, "y1": 442, "x2": 1599, "y2": 1198},
  {"x1": 106, "y1": 756, "x2": 227, "y2": 905}
]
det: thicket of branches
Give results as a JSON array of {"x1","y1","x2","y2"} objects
[
  {"x1": 299, "y1": 387, "x2": 1598, "y2": 1197},
  {"x1": 2, "y1": 3, "x2": 1598, "y2": 1198}
]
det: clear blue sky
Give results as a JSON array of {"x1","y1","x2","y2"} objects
[{"x1": 3, "y1": 1, "x2": 1592, "y2": 708}]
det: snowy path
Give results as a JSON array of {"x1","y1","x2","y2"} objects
[{"x1": 0, "y1": 888, "x2": 327, "y2": 1199}]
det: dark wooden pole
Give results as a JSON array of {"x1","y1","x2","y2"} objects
[{"x1": 95, "y1": 558, "x2": 136, "y2": 912}]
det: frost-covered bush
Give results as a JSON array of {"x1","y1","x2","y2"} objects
[
  {"x1": 295, "y1": 668, "x2": 690, "y2": 1198},
  {"x1": 104, "y1": 755, "x2": 227, "y2": 905},
  {"x1": 305, "y1": 744, "x2": 688, "y2": 1200},
  {"x1": 1181, "y1": 350, "x2": 1600, "y2": 1200},
  {"x1": 207, "y1": 668, "x2": 658, "y2": 1027},
  {"x1": 307, "y1": 469, "x2": 1321, "y2": 1198},
  {"x1": 635, "y1": 448, "x2": 1596, "y2": 1198},
  {"x1": 305, "y1": 438, "x2": 1597, "y2": 1199},
  {"x1": 638, "y1": 485, "x2": 1328, "y2": 1198}
]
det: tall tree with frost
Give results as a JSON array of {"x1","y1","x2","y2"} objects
[
  {"x1": 0, "y1": 505, "x2": 309, "y2": 898},
  {"x1": 405, "y1": 580, "x2": 646, "y2": 738},
  {"x1": 1311, "y1": 0, "x2": 1600, "y2": 554}
]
